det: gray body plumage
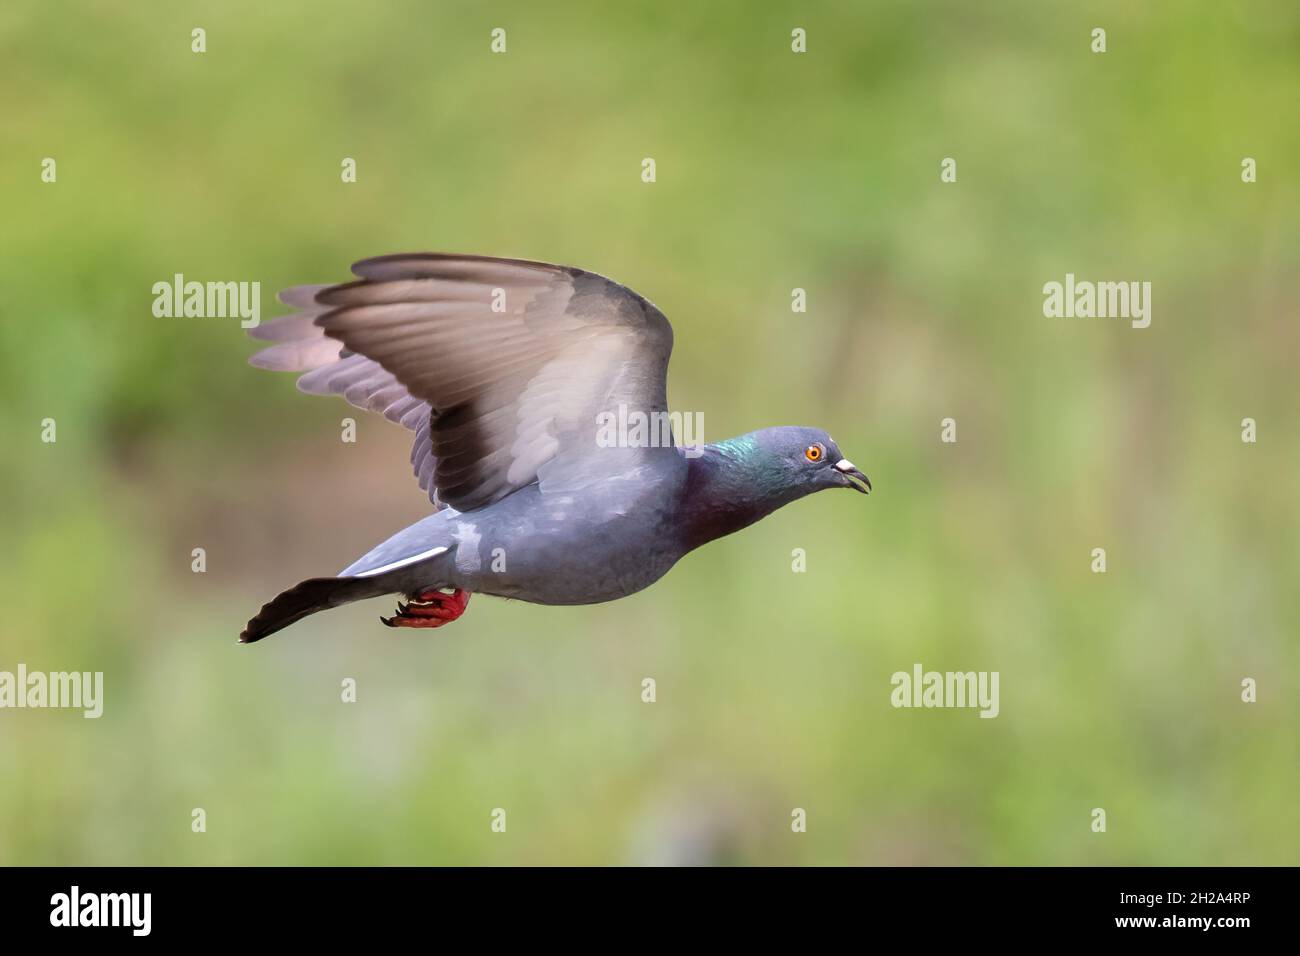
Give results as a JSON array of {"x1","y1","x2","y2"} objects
[
  {"x1": 239, "y1": 253, "x2": 870, "y2": 642},
  {"x1": 340, "y1": 454, "x2": 689, "y2": 605}
]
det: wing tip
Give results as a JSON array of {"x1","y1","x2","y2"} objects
[
  {"x1": 247, "y1": 350, "x2": 278, "y2": 370},
  {"x1": 349, "y1": 251, "x2": 569, "y2": 282},
  {"x1": 277, "y1": 284, "x2": 329, "y2": 307}
]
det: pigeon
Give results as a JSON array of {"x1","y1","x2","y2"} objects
[{"x1": 239, "y1": 253, "x2": 871, "y2": 643}]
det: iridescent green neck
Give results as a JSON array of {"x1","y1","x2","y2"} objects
[
  {"x1": 677, "y1": 434, "x2": 805, "y2": 551},
  {"x1": 709, "y1": 433, "x2": 759, "y2": 460}
]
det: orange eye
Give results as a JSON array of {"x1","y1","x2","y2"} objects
[{"x1": 805, "y1": 444, "x2": 823, "y2": 462}]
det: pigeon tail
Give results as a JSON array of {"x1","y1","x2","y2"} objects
[{"x1": 239, "y1": 576, "x2": 396, "y2": 644}]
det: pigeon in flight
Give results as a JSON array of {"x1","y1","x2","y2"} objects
[{"x1": 239, "y1": 253, "x2": 871, "y2": 643}]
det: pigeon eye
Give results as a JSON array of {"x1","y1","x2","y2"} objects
[{"x1": 805, "y1": 444, "x2": 824, "y2": 462}]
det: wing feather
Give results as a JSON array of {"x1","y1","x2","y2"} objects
[{"x1": 248, "y1": 253, "x2": 674, "y2": 512}]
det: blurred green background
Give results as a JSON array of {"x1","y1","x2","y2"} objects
[{"x1": 2, "y1": 0, "x2": 1297, "y2": 865}]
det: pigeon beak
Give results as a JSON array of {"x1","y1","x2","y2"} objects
[{"x1": 834, "y1": 458, "x2": 872, "y2": 494}]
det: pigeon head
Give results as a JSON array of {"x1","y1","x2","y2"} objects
[
  {"x1": 679, "y1": 425, "x2": 871, "y2": 552},
  {"x1": 742, "y1": 426, "x2": 872, "y2": 496}
]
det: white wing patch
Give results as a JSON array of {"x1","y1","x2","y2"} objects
[{"x1": 353, "y1": 545, "x2": 449, "y2": 578}]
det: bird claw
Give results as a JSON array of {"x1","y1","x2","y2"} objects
[{"x1": 382, "y1": 588, "x2": 471, "y2": 630}]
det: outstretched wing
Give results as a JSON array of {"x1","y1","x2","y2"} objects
[{"x1": 249, "y1": 253, "x2": 675, "y2": 512}]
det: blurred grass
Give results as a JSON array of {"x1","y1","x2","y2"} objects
[{"x1": 1, "y1": 0, "x2": 1297, "y2": 864}]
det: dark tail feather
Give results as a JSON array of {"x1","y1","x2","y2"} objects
[{"x1": 239, "y1": 576, "x2": 393, "y2": 644}]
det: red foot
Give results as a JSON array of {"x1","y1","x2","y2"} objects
[{"x1": 380, "y1": 588, "x2": 470, "y2": 630}]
